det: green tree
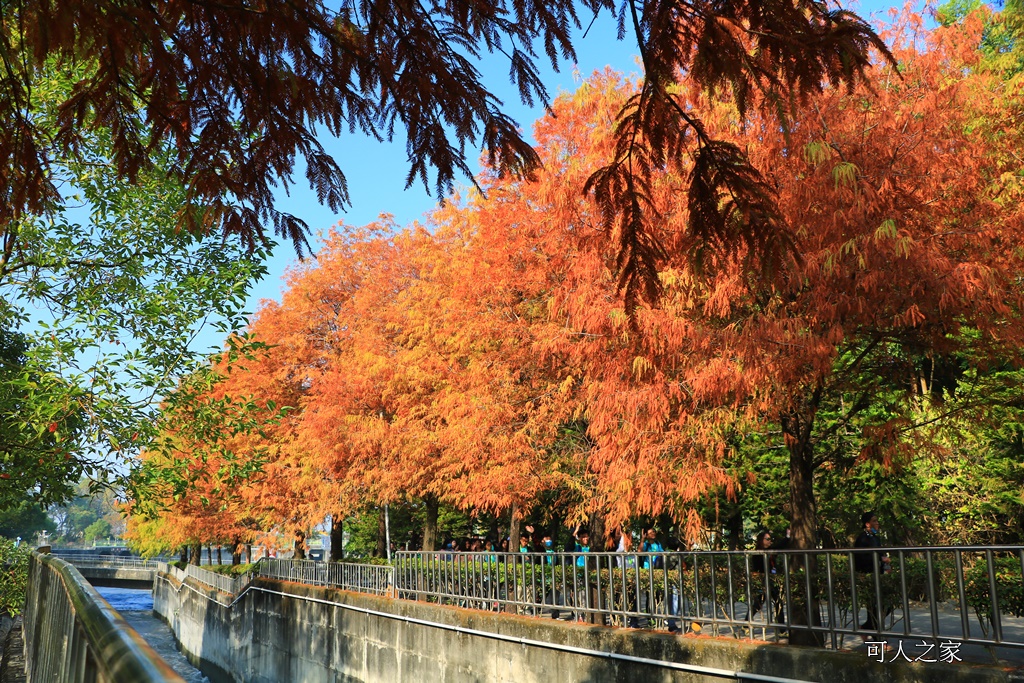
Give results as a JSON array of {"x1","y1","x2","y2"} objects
[
  {"x1": 0, "y1": 499, "x2": 55, "y2": 541},
  {"x1": 83, "y1": 519, "x2": 113, "y2": 543},
  {"x1": 0, "y1": 60, "x2": 269, "y2": 509},
  {"x1": 938, "y1": 0, "x2": 1024, "y2": 76},
  {"x1": 0, "y1": 314, "x2": 86, "y2": 509}
]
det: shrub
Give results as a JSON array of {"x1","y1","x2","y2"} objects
[
  {"x1": 0, "y1": 538, "x2": 29, "y2": 616},
  {"x1": 208, "y1": 563, "x2": 256, "y2": 577}
]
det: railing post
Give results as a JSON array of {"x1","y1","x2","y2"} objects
[
  {"x1": 955, "y1": 549, "x2": 970, "y2": 639},
  {"x1": 986, "y1": 549, "x2": 1003, "y2": 643}
]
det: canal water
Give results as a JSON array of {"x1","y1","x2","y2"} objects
[{"x1": 95, "y1": 587, "x2": 209, "y2": 683}]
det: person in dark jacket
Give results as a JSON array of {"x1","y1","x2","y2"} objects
[
  {"x1": 853, "y1": 511, "x2": 890, "y2": 631},
  {"x1": 748, "y1": 530, "x2": 785, "y2": 625}
]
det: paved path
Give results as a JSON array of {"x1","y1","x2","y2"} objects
[
  {"x1": 843, "y1": 602, "x2": 1024, "y2": 667},
  {"x1": 665, "y1": 599, "x2": 1024, "y2": 668},
  {"x1": 0, "y1": 617, "x2": 26, "y2": 683}
]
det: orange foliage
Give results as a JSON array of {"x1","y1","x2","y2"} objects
[{"x1": 134, "y1": 17, "x2": 1024, "y2": 547}]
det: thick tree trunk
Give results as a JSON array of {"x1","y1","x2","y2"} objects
[
  {"x1": 549, "y1": 512, "x2": 564, "y2": 549},
  {"x1": 375, "y1": 509, "x2": 387, "y2": 558},
  {"x1": 422, "y1": 495, "x2": 440, "y2": 551},
  {"x1": 781, "y1": 410, "x2": 824, "y2": 647},
  {"x1": 293, "y1": 530, "x2": 306, "y2": 560},
  {"x1": 587, "y1": 510, "x2": 607, "y2": 625},
  {"x1": 330, "y1": 515, "x2": 345, "y2": 562},
  {"x1": 189, "y1": 542, "x2": 201, "y2": 566},
  {"x1": 232, "y1": 537, "x2": 241, "y2": 565},
  {"x1": 785, "y1": 423, "x2": 818, "y2": 552},
  {"x1": 508, "y1": 503, "x2": 521, "y2": 554},
  {"x1": 179, "y1": 546, "x2": 188, "y2": 565},
  {"x1": 589, "y1": 511, "x2": 606, "y2": 551},
  {"x1": 725, "y1": 507, "x2": 743, "y2": 551}
]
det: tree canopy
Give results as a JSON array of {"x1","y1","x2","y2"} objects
[
  {"x1": 0, "y1": 58, "x2": 269, "y2": 509},
  {"x1": 128, "y1": 12, "x2": 1024, "y2": 569},
  {"x1": 2, "y1": 0, "x2": 889, "y2": 305}
]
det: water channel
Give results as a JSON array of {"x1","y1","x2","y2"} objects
[{"x1": 95, "y1": 587, "x2": 209, "y2": 683}]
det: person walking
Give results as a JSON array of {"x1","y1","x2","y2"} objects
[
  {"x1": 747, "y1": 531, "x2": 785, "y2": 626},
  {"x1": 519, "y1": 534, "x2": 531, "y2": 554},
  {"x1": 641, "y1": 528, "x2": 665, "y2": 569},
  {"x1": 854, "y1": 511, "x2": 891, "y2": 632},
  {"x1": 572, "y1": 527, "x2": 591, "y2": 567}
]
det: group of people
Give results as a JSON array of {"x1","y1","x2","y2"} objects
[
  {"x1": 440, "y1": 525, "x2": 584, "y2": 562},
  {"x1": 441, "y1": 524, "x2": 673, "y2": 571},
  {"x1": 748, "y1": 511, "x2": 891, "y2": 632},
  {"x1": 434, "y1": 512, "x2": 891, "y2": 636}
]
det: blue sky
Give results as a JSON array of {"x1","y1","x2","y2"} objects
[{"x1": 220, "y1": 0, "x2": 905, "y2": 349}]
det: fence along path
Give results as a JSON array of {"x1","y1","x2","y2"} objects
[
  {"x1": 153, "y1": 545, "x2": 1024, "y2": 656},
  {"x1": 23, "y1": 552, "x2": 185, "y2": 683},
  {"x1": 391, "y1": 546, "x2": 1024, "y2": 653}
]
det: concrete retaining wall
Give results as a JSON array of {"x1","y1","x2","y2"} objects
[
  {"x1": 153, "y1": 572, "x2": 1023, "y2": 683},
  {"x1": 76, "y1": 566, "x2": 154, "y2": 589}
]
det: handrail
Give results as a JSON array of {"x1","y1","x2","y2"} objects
[
  {"x1": 24, "y1": 551, "x2": 185, "y2": 683},
  {"x1": 156, "y1": 561, "x2": 256, "y2": 595},
  {"x1": 55, "y1": 554, "x2": 160, "y2": 569},
  {"x1": 257, "y1": 558, "x2": 393, "y2": 596},
  {"x1": 393, "y1": 546, "x2": 1024, "y2": 653}
]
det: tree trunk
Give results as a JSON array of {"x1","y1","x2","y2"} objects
[
  {"x1": 589, "y1": 511, "x2": 607, "y2": 551},
  {"x1": 232, "y1": 537, "x2": 241, "y2": 565},
  {"x1": 587, "y1": 510, "x2": 607, "y2": 624},
  {"x1": 725, "y1": 507, "x2": 743, "y2": 551},
  {"x1": 217, "y1": 544, "x2": 223, "y2": 565},
  {"x1": 549, "y1": 512, "x2": 564, "y2": 550},
  {"x1": 422, "y1": 495, "x2": 439, "y2": 551},
  {"x1": 375, "y1": 508, "x2": 387, "y2": 558},
  {"x1": 508, "y1": 503, "x2": 522, "y2": 554},
  {"x1": 781, "y1": 409, "x2": 823, "y2": 647},
  {"x1": 487, "y1": 513, "x2": 499, "y2": 545},
  {"x1": 330, "y1": 515, "x2": 345, "y2": 562},
  {"x1": 246, "y1": 543, "x2": 253, "y2": 563},
  {"x1": 179, "y1": 545, "x2": 188, "y2": 565},
  {"x1": 293, "y1": 529, "x2": 306, "y2": 560},
  {"x1": 189, "y1": 542, "x2": 201, "y2": 566}
]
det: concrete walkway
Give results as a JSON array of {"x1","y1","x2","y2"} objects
[
  {"x1": 843, "y1": 602, "x2": 1024, "y2": 668},
  {"x1": 0, "y1": 617, "x2": 26, "y2": 683},
  {"x1": 672, "y1": 600, "x2": 1024, "y2": 668}
]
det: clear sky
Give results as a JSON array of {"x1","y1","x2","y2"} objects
[{"x1": 216, "y1": 0, "x2": 906, "y2": 350}]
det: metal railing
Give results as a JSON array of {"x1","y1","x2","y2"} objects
[
  {"x1": 148, "y1": 545, "x2": 1024, "y2": 653},
  {"x1": 55, "y1": 553, "x2": 160, "y2": 569},
  {"x1": 258, "y1": 558, "x2": 394, "y2": 596},
  {"x1": 393, "y1": 546, "x2": 1024, "y2": 651},
  {"x1": 160, "y1": 561, "x2": 188, "y2": 583},
  {"x1": 23, "y1": 551, "x2": 185, "y2": 683},
  {"x1": 185, "y1": 564, "x2": 251, "y2": 594},
  {"x1": 155, "y1": 561, "x2": 254, "y2": 595}
]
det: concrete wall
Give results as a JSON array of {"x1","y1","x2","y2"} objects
[
  {"x1": 76, "y1": 566, "x2": 154, "y2": 589},
  {"x1": 153, "y1": 572, "x2": 1022, "y2": 683}
]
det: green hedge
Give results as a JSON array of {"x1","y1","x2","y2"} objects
[
  {"x1": 206, "y1": 563, "x2": 257, "y2": 577},
  {"x1": 0, "y1": 539, "x2": 29, "y2": 616}
]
